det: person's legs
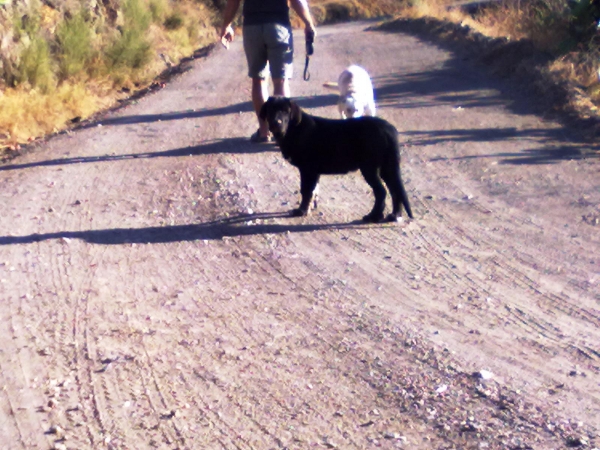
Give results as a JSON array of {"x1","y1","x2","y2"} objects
[
  {"x1": 272, "y1": 78, "x2": 290, "y2": 97},
  {"x1": 252, "y1": 77, "x2": 270, "y2": 137},
  {"x1": 265, "y1": 23, "x2": 294, "y2": 97},
  {"x1": 244, "y1": 25, "x2": 271, "y2": 140},
  {"x1": 244, "y1": 23, "x2": 293, "y2": 140}
]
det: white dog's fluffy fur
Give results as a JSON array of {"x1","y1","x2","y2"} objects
[{"x1": 324, "y1": 65, "x2": 376, "y2": 119}]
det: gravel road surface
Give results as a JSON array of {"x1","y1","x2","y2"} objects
[{"x1": 0, "y1": 19, "x2": 598, "y2": 450}]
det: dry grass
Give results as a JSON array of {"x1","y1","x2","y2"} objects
[
  {"x1": 406, "y1": 0, "x2": 571, "y2": 48},
  {"x1": 0, "y1": 81, "x2": 115, "y2": 144},
  {"x1": 291, "y1": 0, "x2": 404, "y2": 27},
  {"x1": 404, "y1": 0, "x2": 600, "y2": 114},
  {"x1": 0, "y1": 0, "x2": 219, "y2": 152}
]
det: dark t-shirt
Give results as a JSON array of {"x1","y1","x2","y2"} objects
[{"x1": 242, "y1": 0, "x2": 290, "y2": 26}]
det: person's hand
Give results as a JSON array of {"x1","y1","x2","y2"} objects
[
  {"x1": 305, "y1": 24, "x2": 316, "y2": 40},
  {"x1": 220, "y1": 25, "x2": 235, "y2": 49},
  {"x1": 304, "y1": 25, "x2": 316, "y2": 56}
]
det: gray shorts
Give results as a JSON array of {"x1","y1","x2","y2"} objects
[{"x1": 243, "y1": 23, "x2": 294, "y2": 79}]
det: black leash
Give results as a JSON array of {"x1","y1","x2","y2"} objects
[
  {"x1": 303, "y1": 56, "x2": 310, "y2": 81},
  {"x1": 303, "y1": 31, "x2": 314, "y2": 81}
]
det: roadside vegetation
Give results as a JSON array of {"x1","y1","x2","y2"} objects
[
  {"x1": 0, "y1": 0, "x2": 599, "y2": 154},
  {"x1": 0, "y1": 0, "x2": 219, "y2": 151},
  {"x1": 407, "y1": 0, "x2": 600, "y2": 120}
]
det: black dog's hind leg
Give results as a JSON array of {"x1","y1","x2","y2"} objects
[
  {"x1": 360, "y1": 167, "x2": 387, "y2": 223},
  {"x1": 381, "y1": 167, "x2": 413, "y2": 221},
  {"x1": 292, "y1": 171, "x2": 320, "y2": 216}
]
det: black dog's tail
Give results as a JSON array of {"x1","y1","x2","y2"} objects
[
  {"x1": 383, "y1": 160, "x2": 413, "y2": 219},
  {"x1": 383, "y1": 123, "x2": 413, "y2": 219},
  {"x1": 398, "y1": 174, "x2": 413, "y2": 219}
]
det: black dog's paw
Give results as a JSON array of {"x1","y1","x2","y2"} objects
[
  {"x1": 362, "y1": 212, "x2": 384, "y2": 223},
  {"x1": 291, "y1": 208, "x2": 308, "y2": 217},
  {"x1": 385, "y1": 213, "x2": 400, "y2": 223}
]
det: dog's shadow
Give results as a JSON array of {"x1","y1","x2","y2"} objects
[{"x1": 0, "y1": 211, "x2": 377, "y2": 246}]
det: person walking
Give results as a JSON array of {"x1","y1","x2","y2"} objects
[{"x1": 219, "y1": 0, "x2": 317, "y2": 143}]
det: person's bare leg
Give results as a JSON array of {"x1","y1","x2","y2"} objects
[
  {"x1": 272, "y1": 78, "x2": 290, "y2": 98},
  {"x1": 252, "y1": 77, "x2": 270, "y2": 137}
]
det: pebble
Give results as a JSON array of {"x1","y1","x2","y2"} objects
[
  {"x1": 566, "y1": 435, "x2": 588, "y2": 447},
  {"x1": 473, "y1": 370, "x2": 494, "y2": 380},
  {"x1": 47, "y1": 425, "x2": 63, "y2": 438}
]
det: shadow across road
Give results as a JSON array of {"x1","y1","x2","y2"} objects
[
  {"x1": 370, "y1": 17, "x2": 600, "y2": 139},
  {"x1": 374, "y1": 70, "x2": 511, "y2": 112},
  {"x1": 78, "y1": 94, "x2": 338, "y2": 129},
  {"x1": 398, "y1": 128, "x2": 599, "y2": 165},
  {"x1": 80, "y1": 101, "x2": 255, "y2": 128},
  {"x1": 369, "y1": 65, "x2": 599, "y2": 164},
  {"x1": 0, "y1": 212, "x2": 374, "y2": 246},
  {"x1": 0, "y1": 93, "x2": 341, "y2": 173},
  {"x1": 0, "y1": 137, "x2": 279, "y2": 172}
]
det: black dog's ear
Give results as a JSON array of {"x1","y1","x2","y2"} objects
[
  {"x1": 290, "y1": 101, "x2": 302, "y2": 125},
  {"x1": 259, "y1": 97, "x2": 272, "y2": 121}
]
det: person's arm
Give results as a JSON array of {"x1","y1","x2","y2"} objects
[
  {"x1": 290, "y1": 0, "x2": 316, "y2": 37},
  {"x1": 219, "y1": 0, "x2": 242, "y2": 48}
]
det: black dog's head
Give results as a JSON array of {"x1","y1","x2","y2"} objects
[{"x1": 259, "y1": 97, "x2": 302, "y2": 141}]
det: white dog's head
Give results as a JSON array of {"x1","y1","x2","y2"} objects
[{"x1": 342, "y1": 96, "x2": 365, "y2": 119}]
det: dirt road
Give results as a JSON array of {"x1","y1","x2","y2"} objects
[{"x1": 0, "y1": 20, "x2": 598, "y2": 450}]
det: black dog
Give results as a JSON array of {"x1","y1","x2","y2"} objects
[{"x1": 259, "y1": 96, "x2": 413, "y2": 222}]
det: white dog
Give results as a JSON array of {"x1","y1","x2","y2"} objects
[{"x1": 324, "y1": 65, "x2": 376, "y2": 119}]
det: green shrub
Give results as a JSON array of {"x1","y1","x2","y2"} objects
[
  {"x1": 4, "y1": 0, "x2": 55, "y2": 90},
  {"x1": 104, "y1": 0, "x2": 152, "y2": 70},
  {"x1": 105, "y1": 29, "x2": 152, "y2": 69},
  {"x1": 186, "y1": 19, "x2": 200, "y2": 42},
  {"x1": 164, "y1": 11, "x2": 184, "y2": 30},
  {"x1": 18, "y1": 35, "x2": 54, "y2": 91},
  {"x1": 12, "y1": 5, "x2": 43, "y2": 40},
  {"x1": 569, "y1": 0, "x2": 600, "y2": 43},
  {"x1": 123, "y1": 0, "x2": 152, "y2": 32},
  {"x1": 0, "y1": 55, "x2": 19, "y2": 88},
  {"x1": 149, "y1": 0, "x2": 169, "y2": 23},
  {"x1": 56, "y1": 12, "x2": 93, "y2": 80}
]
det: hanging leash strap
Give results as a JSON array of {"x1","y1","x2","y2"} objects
[
  {"x1": 303, "y1": 31, "x2": 314, "y2": 82},
  {"x1": 303, "y1": 56, "x2": 310, "y2": 81}
]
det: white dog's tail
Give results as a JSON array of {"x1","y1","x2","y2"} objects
[{"x1": 322, "y1": 81, "x2": 338, "y2": 89}]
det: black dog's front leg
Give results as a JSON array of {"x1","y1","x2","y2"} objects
[{"x1": 292, "y1": 171, "x2": 320, "y2": 216}]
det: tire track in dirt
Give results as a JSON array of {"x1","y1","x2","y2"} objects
[
  {"x1": 87, "y1": 249, "x2": 188, "y2": 449},
  {"x1": 229, "y1": 232, "x2": 570, "y2": 448},
  {"x1": 32, "y1": 160, "x2": 153, "y2": 449},
  {"x1": 0, "y1": 240, "x2": 98, "y2": 449},
  {"x1": 0, "y1": 367, "x2": 27, "y2": 449},
  {"x1": 423, "y1": 171, "x2": 600, "y2": 338},
  {"x1": 1, "y1": 158, "x2": 172, "y2": 448},
  {"x1": 418, "y1": 176, "x2": 596, "y2": 349},
  {"x1": 0, "y1": 290, "x2": 42, "y2": 450},
  {"x1": 395, "y1": 149, "x2": 600, "y2": 418},
  {"x1": 43, "y1": 243, "x2": 104, "y2": 449}
]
